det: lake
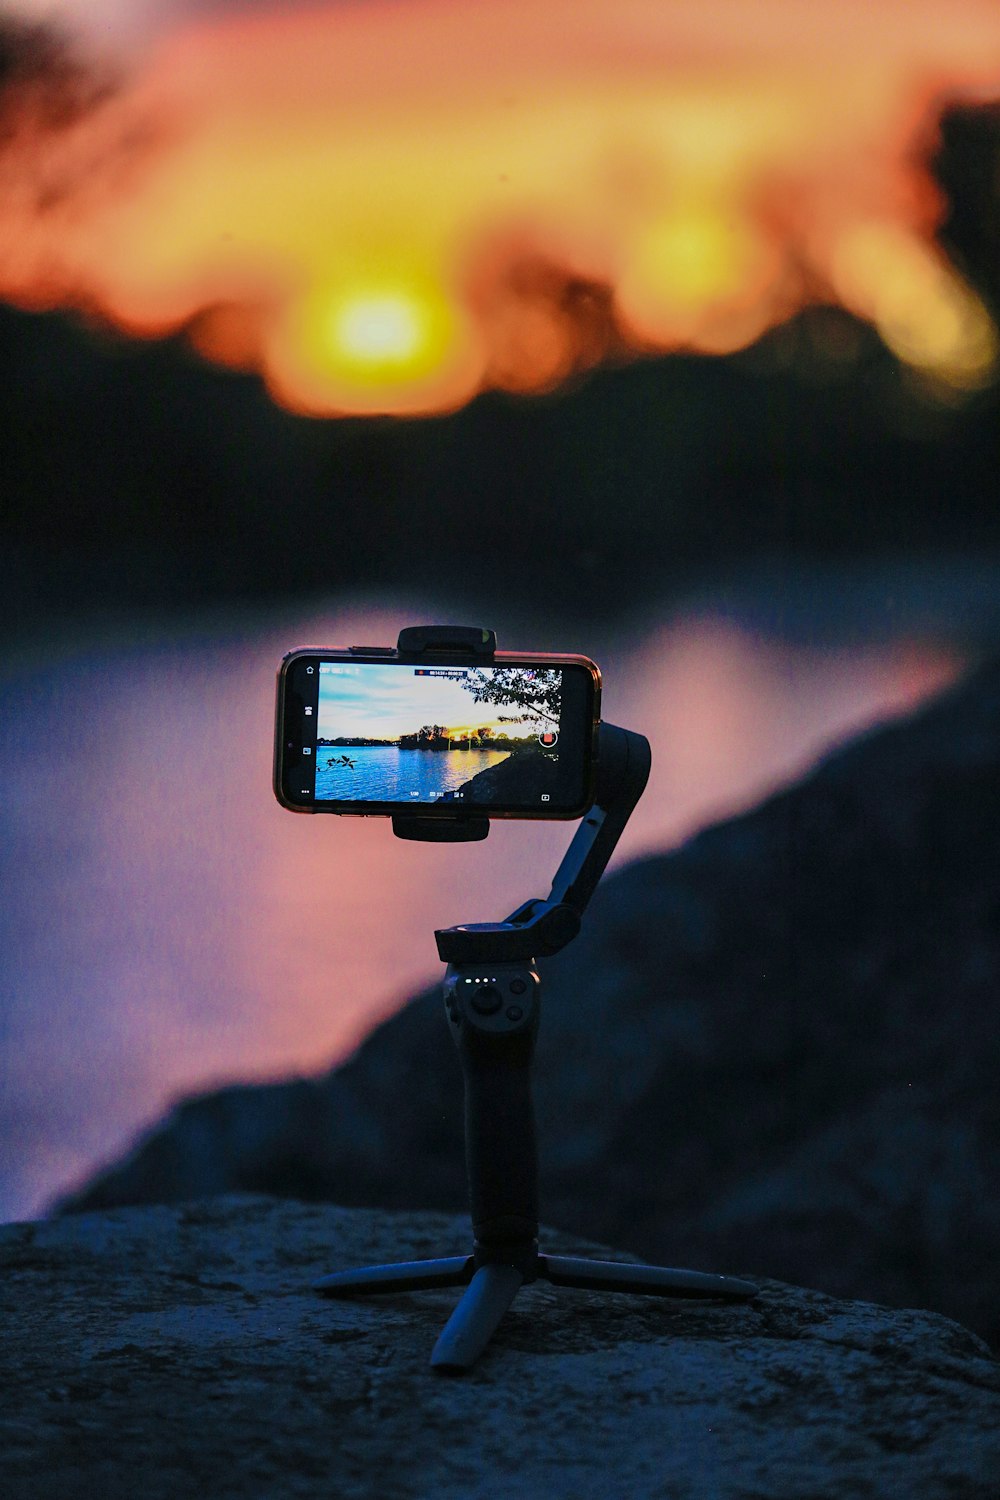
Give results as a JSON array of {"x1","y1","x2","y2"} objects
[
  {"x1": 0, "y1": 582, "x2": 978, "y2": 1221},
  {"x1": 314, "y1": 744, "x2": 508, "y2": 801}
]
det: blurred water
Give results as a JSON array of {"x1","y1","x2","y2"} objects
[{"x1": 0, "y1": 593, "x2": 962, "y2": 1222}]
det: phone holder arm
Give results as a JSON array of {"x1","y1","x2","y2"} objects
[
  {"x1": 386, "y1": 624, "x2": 650, "y2": 922},
  {"x1": 434, "y1": 721, "x2": 650, "y2": 964},
  {"x1": 525, "y1": 720, "x2": 650, "y2": 917}
]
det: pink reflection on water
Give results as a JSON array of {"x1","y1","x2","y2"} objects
[
  {"x1": 0, "y1": 604, "x2": 962, "y2": 1220},
  {"x1": 610, "y1": 619, "x2": 961, "y2": 859}
]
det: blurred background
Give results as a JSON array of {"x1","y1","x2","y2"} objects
[{"x1": 2, "y1": 0, "x2": 999, "y2": 1224}]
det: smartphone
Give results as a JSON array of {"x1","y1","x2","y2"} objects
[{"x1": 274, "y1": 646, "x2": 601, "y2": 818}]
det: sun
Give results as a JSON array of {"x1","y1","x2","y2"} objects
[
  {"x1": 269, "y1": 269, "x2": 480, "y2": 412},
  {"x1": 332, "y1": 292, "x2": 427, "y2": 369}
]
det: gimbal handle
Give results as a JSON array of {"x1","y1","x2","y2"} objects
[{"x1": 443, "y1": 963, "x2": 541, "y2": 1252}]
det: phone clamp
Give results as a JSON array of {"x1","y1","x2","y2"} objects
[
  {"x1": 390, "y1": 626, "x2": 496, "y2": 843},
  {"x1": 315, "y1": 641, "x2": 758, "y2": 1371}
]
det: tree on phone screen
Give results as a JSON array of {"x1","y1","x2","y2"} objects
[{"x1": 461, "y1": 668, "x2": 560, "y2": 727}]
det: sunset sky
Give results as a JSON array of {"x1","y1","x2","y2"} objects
[
  {"x1": 317, "y1": 663, "x2": 547, "y2": 741},
  {"x1": 3, "y1": 0, "x2": 1000, "y2": 415}
]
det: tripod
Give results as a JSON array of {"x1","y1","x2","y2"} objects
[{"x1": 315, "y1": 626, "x2": 758, "y2": 1372}]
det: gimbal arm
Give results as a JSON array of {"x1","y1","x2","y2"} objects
[
  {"x1": 435, "y1": 722, "x2": 650, "y2": 965},
  {"x1": 435, "y1": 720, "x2": 650, "y2": 1256},
  {"x1": 508, "y1": 721, "x2": 650, "y2": 927},
  {"x1": 387, "y1": 627, "x2": 652, "y2": 1252}
]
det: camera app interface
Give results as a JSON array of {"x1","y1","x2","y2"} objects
[{"x1": 313, "y1": 662, "x2": 564, "y2": 807}]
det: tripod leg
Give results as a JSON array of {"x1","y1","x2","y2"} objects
[
  {"x1": 430, "y1": 1263, "x2": 524, "y2": 1373},
  {"x1": 540, "y1": 1255, "x2": 758, "y2": 1301},
  {"x1": 315, "y1": 1255, "x2": 474, "y2": 1296}
]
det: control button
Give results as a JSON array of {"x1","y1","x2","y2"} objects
[
  {"x1": 506, "y1": 1006, "x2": 524, "y2": 1022},
  {"x1": 470, "y1": 984, "x2": 502, "y2": 1016},
  {"x1": 509, "y1": 978, "x2": 527, "y2": 995}
]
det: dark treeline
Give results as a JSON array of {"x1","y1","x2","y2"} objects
[
  {"x1": 2, "y1": 105, "x2": 1000, "y2": 636},
  {"x1": 396, "y1": 732, "x2": 525, "y2": 750},
  {"x1": 318, "y1": 731, "x2": 522, "y2": 749},
  {"x1": 316, "y1": 738, "x2": 390, "y2": 748}
]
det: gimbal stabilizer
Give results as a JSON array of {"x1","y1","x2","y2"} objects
[{"x1": 315, "y1": 627, "x2": 757, "y2": 1372}]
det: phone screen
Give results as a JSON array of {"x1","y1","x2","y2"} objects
[{"x1": 277, "y1": 654, "x2": 598, "y2": 816}]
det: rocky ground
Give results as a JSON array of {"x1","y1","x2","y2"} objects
[
  {"x1": 2, "y1": 1195, "x2": 999, "y2": 1499},
  {"x1": 64, "y1": 659, "x2": 1000, "y2": 1349}
]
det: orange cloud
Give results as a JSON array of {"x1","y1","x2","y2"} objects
[{"x1": 2, "y1": 0, "x2": 999, "y2": 414}]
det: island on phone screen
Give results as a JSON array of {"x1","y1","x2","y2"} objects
[{"x1": 314, "y1": 662, "x2": 563, "y2": 807}]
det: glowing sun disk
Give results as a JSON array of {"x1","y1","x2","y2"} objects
[{"x1": 334, "y1": 293, "x2": 425, "y2": 366}]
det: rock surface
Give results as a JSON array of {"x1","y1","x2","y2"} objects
[
  {"x1": 64, "y1": 661, "x2": 1000, "y2": 1348},
  {"x1": 2, "y1": 1195, "x2": 999, "y2": 1499}
]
